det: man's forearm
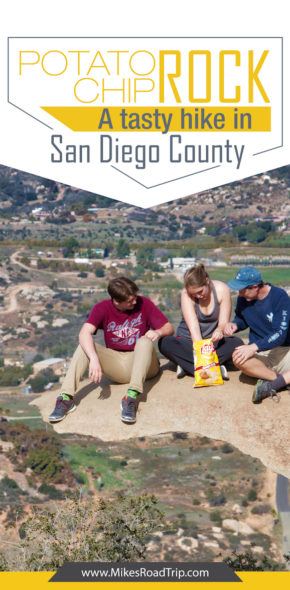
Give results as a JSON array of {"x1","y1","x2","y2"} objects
[
  {"x1": 156, "y1": 322, "x2": 174, "y2": 337},
  {"x1": 79, "y1": 331, "x2": 99, "y2": 360}
]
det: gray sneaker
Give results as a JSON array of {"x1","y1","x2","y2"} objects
[
  {"x1": 176, "y1": 365, "x2": 186, "y2": 379},
  {"x1": 49, "y1": 394, "x2": 77, "y2": 422},
  {"x1": 220, "y1": 365, "x2": 229, "y2": 381},
  {"x1": 120, "y1": 396, "x2": 137, "y2": 424},
  {"x1": 252, "y1": 380, "x2": 280, "y2": 404}
]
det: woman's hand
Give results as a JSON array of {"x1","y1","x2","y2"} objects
[
  {"x1": 211, "y1": 328, "x2": 224, "y2": 343},
  {"x1": 223, "y1": 322, "x2": 238, "y2": 336}
]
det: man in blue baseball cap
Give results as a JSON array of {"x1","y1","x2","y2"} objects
[{"x1": 224, "y1": 266, "x2": 290, "y2": 403}]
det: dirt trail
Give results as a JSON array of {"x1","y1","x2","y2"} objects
[{"x1": 0, "y1": 282, "x2": 43, "y2": 315}]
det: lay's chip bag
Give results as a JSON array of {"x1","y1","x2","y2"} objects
[{"x1": 193, "y1": 338, "x2": 223, "y2": 387}]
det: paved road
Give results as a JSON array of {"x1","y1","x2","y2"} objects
[
  {"x1": 276, "y1": 474, "x2": 290, "y2": 566},
  {"x1": 276, "y1": 474, "x2": 290, "y2": 512}
]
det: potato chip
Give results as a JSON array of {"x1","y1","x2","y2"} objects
[{"x1": 193, "y1": 338, "x2": 223, "y2": 387}]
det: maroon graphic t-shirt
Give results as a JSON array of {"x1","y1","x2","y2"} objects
[{"x1": 86, "y1": 296, "x2": 169, "y2": 351}]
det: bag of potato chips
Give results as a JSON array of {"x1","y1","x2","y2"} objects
[{"x1": 193, "y1": 338, "x2": 223, "y2": 387}]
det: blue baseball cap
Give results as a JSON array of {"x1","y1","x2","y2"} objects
[{"x1": 228, "y1": 267, "x2": 263, "y2": 291}]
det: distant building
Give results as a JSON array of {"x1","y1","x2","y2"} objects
[
  {"x1": 33, "y1": 358, "x2": 66, "y2": 376},
  {"x1": 160, "y1": 257, "x2": 196, "y2": 271},
  {"x1": 171, "y1": 257, "x2": 196, "y2": 269},
  {"x1": 74, "y1": 257, "x2": 92, "y2": 265}
]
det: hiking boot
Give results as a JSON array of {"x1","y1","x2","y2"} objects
[
  {"x1": 120, "y1": 396, "x2": 137, "y2": 424},
  {"x1": 252, "y1": 380, "x2": 280, "y2": 404},
  {"x1": 49, "y1": 394, "x2": 77, "y2": 422}
]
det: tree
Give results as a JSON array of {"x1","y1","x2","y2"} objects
[
  {"x1": 136, "y1": 246, "x2": 154, "y2": 265},
  {"x1": 28, "y1": 369, "x2": 59, "y2": 393},
  {"x1": 0, "y1": 365, "x2": 33, "y2": 387},
  {"x1": 116, "y1": 238, "x2": 130, "y2": 258},
  {"x1": 95, "y1": 266, "x2": 105, "y2": 278},
  {"x1": 26, "y1": 448, "x2": 64, "y2": 480},
  {"x1": 224, "y1": 550, "x2": 285, "y2": 571},
  {"x1": 0, "y1": 495, "x2": 163, "y2": 570},
  {"x1": 63, "y1": 237, "x2": 80, "y2": 257}
]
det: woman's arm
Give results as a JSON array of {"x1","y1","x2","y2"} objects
[
  {"x1": 181, "y1": 288, "x2": 202, "y2": 341},
  {"x1": 215, "y1": 281, "x2": 232, "y2": 331}
]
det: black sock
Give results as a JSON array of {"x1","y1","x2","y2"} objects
[{"x1": 270, "y1": 374, "x2": 286, "y2": 392}]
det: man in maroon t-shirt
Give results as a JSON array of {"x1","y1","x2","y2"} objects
[{"x1": 49, "y1": 277, "x2": 173, "y2": 424}]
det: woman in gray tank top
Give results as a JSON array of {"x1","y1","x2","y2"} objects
[{"x1": 159, "y1": 264, "x2": 243, "y2": 378}]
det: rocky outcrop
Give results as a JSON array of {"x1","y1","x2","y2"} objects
[{"x1": 31, "y1": 363, "x2": 290, "y2": 478}]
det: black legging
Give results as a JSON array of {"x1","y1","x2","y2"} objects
[{"x1": 158, "y1": 335, "x2": 243, "y2": 376}]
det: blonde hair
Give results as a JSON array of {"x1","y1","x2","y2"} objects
[{"x1": 184, "y1": 264, "x2": 209, "y2": 289}]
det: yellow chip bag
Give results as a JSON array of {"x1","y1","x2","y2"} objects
[{"x1": 193, "y1": 338, "x2": 223, "y2": 387}]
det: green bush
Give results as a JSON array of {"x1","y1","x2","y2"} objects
[
  {"x1": 28, "y1": 369, "x2": 59, "y2": 393},
  {"x1": 1, "y1": 476, "x2": 20, "y2": 490},
  {"x1": 0, "y1": 422, "x2": 74, "y2": 485},
  {"x1": 95, "y1": 266, "x2": 105, "y2": 277},
  {"x1": 0, "y1": 365, "x2": 33, "y2": 386},
  {"x1": 247, "y1": 488, "x2": 258, "y2": 502},
  {"x1": 221, "y1": 443, "x2": 234, "y2": 454},
  {"x1": 210, "y1": 510, "x2": 222, "y2": 524},
  {"x1": 0, "y1": 494, "x2": 163, "y2": 570},
  {"x1": 26, "y1": 448, "x2": 64, "y2": 481},
  {"x1": 224, "y1": 549, "x2": 285, "y2": 571},
  {"x1": 251, "y1": 504, "x2": 271, "y2": 515},
  {"x1": 38, "y1": 483, "x2": 65, "y2": 500}
]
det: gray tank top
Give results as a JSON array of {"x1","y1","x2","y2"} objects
[{"x1": 176, "y1": 282, "x2": 220, "y2": 340}]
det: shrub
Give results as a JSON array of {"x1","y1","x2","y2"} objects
[
  {"x1": 0, "y1": 494, "x2": 163, "y2": 570},
  {"x1": 38, "y1": 483, "x2": 65, "y2": 500},
  {"x1": 26, "y1": 448, "x2": 64, "y2": 481},
  {"x1": 221, "y1": 443, "x2": 234, "y2": 454},
  {"x1": 0, "y1": 365, "x2": 33, "y2": 386},
  {"x1": 247, "y1": 489, "x2": 258, "y2": 502},
  {"x1": 210, "y1": 510, "x2": 222, "y2": 524},
  {"x1": 0, "y1": 423, "x2": 74, "y2": 485},
  {"x1": 209, "y1": 494, "x2": 226, "y2": 507},
  {"x1": 1, "y1": 476, "x2": 20, "y2": 490},
  {"x1": 95, "y1": 267, "x2": 105, "y2": 278},
  {"x1": 224, "y1": 549, "x2": 285, "y2": 571},
  {"x1": 28, "y1": 369, "x2": 59, "y2": 393},
  {"x1": 251, "y1": 504, "x2": 271, "y2": 515}
]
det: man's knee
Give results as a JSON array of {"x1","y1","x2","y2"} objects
[
  {"x1": 135, "y1": 336, "x2": 154, "y2": 351},
  {"x1": 232, "y1": 357, "x2": 243, "y2": 370},
  {"x1": 232, "y1": 354, "x2": 248, "y2": 371}
]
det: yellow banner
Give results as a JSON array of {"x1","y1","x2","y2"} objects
[
  {"x1": 41, "y1": 106, "x2": 271, "y2": 132},
  {"x1": 1, "y1": 571, "x2": 290, "y2": 589}
]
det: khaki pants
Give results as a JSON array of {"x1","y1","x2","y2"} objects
[
  {"x1": 61, "y1": 336, "x2": 160, "y2": 397},
  {"x1": 255, "y1": 346, "x2": 290, "y2": 373}
]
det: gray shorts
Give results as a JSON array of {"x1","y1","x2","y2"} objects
[{"x1": 255, "y1": 346, "x2": 290, "y2": 373}]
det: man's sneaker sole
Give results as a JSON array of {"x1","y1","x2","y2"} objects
[
  {"x1": 49, "y1": 403, "x2": 77, "y2": 423},
  {"x1": 120, "y1": 402, "x2": 136, "y2": 424}
]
